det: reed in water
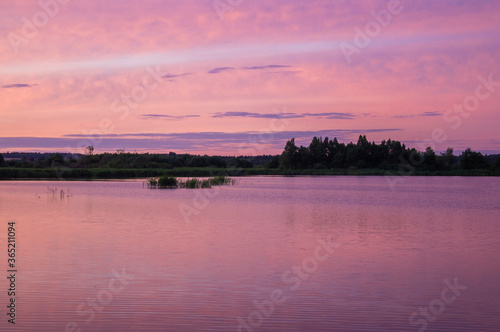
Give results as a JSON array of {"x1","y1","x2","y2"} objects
[{"x1": 146, "y1": 175, "x2": 234, "y2": 189}]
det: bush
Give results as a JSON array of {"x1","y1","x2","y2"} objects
[
  {"x1": 146, "y1": 176, "x2": 234, "y2": 189},
  {"x1": 147, "y1": 178, "x2": 158, "y2": 187},
  {"x1": 200, "y1": 179, "x2": 211, "y2": 188},
  {"x1": 158, "y1": 176, "x2": 178, "y2": 188},
  {"x1": 184, "y1": 178, "x2": 200, "y2": 188}
]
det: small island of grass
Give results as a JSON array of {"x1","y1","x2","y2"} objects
[{"x1": 146, "y1": 175, "x2": 234, "y2": 189}]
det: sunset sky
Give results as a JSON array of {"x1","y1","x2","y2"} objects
[{"x1": 1, "y1": 0, "x2": 499, "y2": 155}]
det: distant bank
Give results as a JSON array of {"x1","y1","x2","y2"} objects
[
  {"x1": 1, "y1": 136, "x2": 499, "y2": 179},
  {"x1": 0, "y1": 167, "x2": 498, "y2": 180}
]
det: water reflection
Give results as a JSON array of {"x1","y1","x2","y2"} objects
[{"x1": 0, "y1": 176, "x2": 499, "y2": 331}]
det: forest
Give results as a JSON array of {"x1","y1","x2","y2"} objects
[
  {"x1": 1, "y1": 135, "x2": 499, "y2": 179},
  {"x1": 277, "y1": 135, "x2": 500, "y2": 172}
]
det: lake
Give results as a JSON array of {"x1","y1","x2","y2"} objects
[{"x1": 1, "y1": 176, "x2": 499, "y2": 331}]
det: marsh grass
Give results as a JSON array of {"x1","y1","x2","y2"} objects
[
  {"x1": 209, "y1": 175, "x2": 233, "y2": 186},
  {"x1": 180, "y1": 178, "x2": 196, "y2": 188},
  {"x1": 46, "y1": 186, "x2": 72, "y2": 199},
  {"x1": 158, "y1": 176, "x2": 178, "y2": 188},
  {"x1": 148, "y1": 178, "x2": 158, "y2": 187},
  {"x1": 146, "y1": 175, "x2": 234, "y2": 189}
]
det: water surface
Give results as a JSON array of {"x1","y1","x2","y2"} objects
[{"x1": 0, "y1": 176, "x2": 499, "y2": 331}]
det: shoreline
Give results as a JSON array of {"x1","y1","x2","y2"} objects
[{"x1": 1, "y1": 167, "x2": 498, "y2": 180}]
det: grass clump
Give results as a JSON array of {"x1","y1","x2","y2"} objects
[
  {"x1": 146, "y1": 175, "x2": 178, "y2": 188},
  {"x1": 146, "y1": 175, "x2": 234, "y2": 189},
  {"x1": 158, "y1": 175, "x2": 178, "y2": 188},
  {"x1": 183, "y1": 178, "x2": 199, "y2": 188},
  {"x1": 209, "y1": 175, "x2": 233, "y2": 186},
  {"x1": 181, "y1": 178, "x2": 213, "y2": 188},
  {"x1": 147, "y1": 178, "x2": 158, "y2": 187}
]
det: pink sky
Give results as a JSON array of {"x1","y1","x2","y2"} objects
[{"x1": 1, "y1": 0, "x2": 499, "y2": 155}]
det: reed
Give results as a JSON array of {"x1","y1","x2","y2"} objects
[
  {"x1": 158, "y1": 176, "x2": 178, "y2": 188},
  {"x1": 146, "y1": 175, "x2": 234, "y2": 189},
  {"x1": 209, "y1": 175, "x2": 233, "y2": 186}
]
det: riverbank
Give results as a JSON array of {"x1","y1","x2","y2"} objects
[{"x1": 0, "y1": 167, "x2": 498, "y2": 180}]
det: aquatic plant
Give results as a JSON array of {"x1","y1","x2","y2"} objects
[
  {"x1": 200, "y1": 179, "x2": 211, "y2": 188},
  {"x1": 147, "y1": 178, "x2": 158, "y2": 187},
  {"x1": 209, "y1": 175, "x2": 233, "y2": 186},
  {"x1": 146, "y1": 175, "x2": 234, "y2": 189},
  {"x1": 184, "y1": 178, "x2": 199, "y2": 188},
  {"x1": 180, "y1": 178, "x2": 213, "y2": 188},
  {"x1": 157, "y1": 176, "x2": 178, "y2": 188}
]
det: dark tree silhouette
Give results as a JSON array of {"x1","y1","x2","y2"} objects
[
  {"x1": 280, "y1": 138, "x2": 299, "y2": 169},
  {"x1": 460, "y1": 148, "x2": 488, "y2": 170},
  {"x1": 441, "y1": 148, "x2": 456, "y2": 170}
]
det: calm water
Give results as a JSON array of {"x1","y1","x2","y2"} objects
[{"x1": 0, "y1": 176, "x2": 499, "y2": 331}]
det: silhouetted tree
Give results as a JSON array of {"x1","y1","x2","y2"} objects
[
  {"x1": 345, "y1": 142, "x2": 357, "y2": 166},
  {"x1": 226, "y1": 157, "x2": 252, "y2": 169},
  {"x1": 188, "y1": 156, "x2": 207, "y2": 167},
  {"x1": 493, "y1": 157, "x2": 500, "y2": 170},
  {"x1": 280, "y1": 138, "x2": 299, "y2": 169},
  {"x1": 264, "y1": 155, "x2": 280, "y2": 169},
  {"x1": 45, "y1": 153, "x2": 64, "y2": 167},
  {"x1": 422, "y1": 147, "x2": 438, "y2": 171},
  {"x1": 330, "y1": 138, "x2": 346, "y2": 168},
  {"x1": 460, "y1": 148, "x2": 488, "y2": 170},
  {"x1": 308, "y1": 136, "x2": 328, "y2": 167},
  {"x1": 297, "y1": 146, "x2": 311, "y2": 169},
  {"x1": 86, "y1": 145, "x2": 94, "y2": 155},
  {"x1": 208, "y1": 156, "x2": 226, "y2": 168},
  {"x1": 441, "y1": 148, "x2": 456, "y2": 170}
]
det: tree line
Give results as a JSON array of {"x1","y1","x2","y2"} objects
[
  {"x1": 276, "y1": 135, "x2": 500, "y2": 171},
  {"x1": 1, "y1": 136, "x2": 499, "y2": 173},
  {"x1": 0, "y1": 151, "x2": 262, "y2": 170}
]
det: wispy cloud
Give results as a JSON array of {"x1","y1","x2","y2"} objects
[
  {"x1": 212, "y1": 111, "x2": 301, "y2": 119},
  {"x1": 393, "y1": 111, "x2": 442, "y2": 119},
  {"x1": 161, "y1": 73, "x2": 191, "y2": 79},
  {"x1": 2, "y1": 83, "x2": 37, "y2": 89},
  {"x1": 212, "y1": 111, "x2": 359, "y2": 120},
  {"x1": 242, "y1": 65, "x2": 292, "y2": 70},
  {"x1": 267, "y1": 70, "x2": 301, "y2": 75},
  {"x1": 421, "y1": 111, "x2": 441, "y2": 117},
  {"x1": 0, "y1": 128, "x2": 401, "y2": 153},
  {"x1": 207, "y1": 67, "x2": 234, "y2": 74},
  {"x1": 62, "y1": 129, "x2": 400, "y2": 140},
  {"x1": 208, "y1": 65, "x2": 293, "y2": 75},
  {"x1": 141, "y1": 114, "x2": 200, "y2": 120},
  {"x1": 302, "y1": 112, "x2": 357, "y2": 120}
]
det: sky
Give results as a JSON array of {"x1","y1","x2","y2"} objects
[{"x1": 0, "y1": 0, "x2": 499, "y2": 155}]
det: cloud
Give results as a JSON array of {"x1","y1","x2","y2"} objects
[
  {"x1": 212, "y1": 111, "x2": 359, "y2": 120},
  {"x1": 2, "y1": 83, "x2": 36, "y2": 89},
  {"x1": 421, "y1": 111, "x2": 441, "y2": 117},
  {"x1": 242, "y1": 65, "x2": 292, "y2": 70},
  {"x1": 207, "y1": 67, "x2": 234, "y2": 74},
  {"x1": 161, "y1": 73, "x2": 191, "y2": 79},
  {"x1": 212, "y1": 112, "x2": 301, "y2": 119},
  {"x1": 302, "y1": 112, "x2": 357, "y2": 120},
  {"x1": 393, "y1": 111, "x2": 442, "y2": 119},
  {"x1": 141, "y1": 114, "x2": 200, "y2": 120},
  {"x1": 267, "y1": 70, "x2": 301, "y2": 75},
  {"x1": 0, "y1": 129, "x2": 402, "y2": 153},
  {"x1": 61, "y1": 128, "x2": 400, "y2": 143},
  {"x1": 207, "y1": 65, "x2": 293, "y2": 75}
]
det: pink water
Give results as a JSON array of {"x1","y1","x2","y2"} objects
[{"x1": 0, "y1": 176, "x2": 499, "y2": 331}]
